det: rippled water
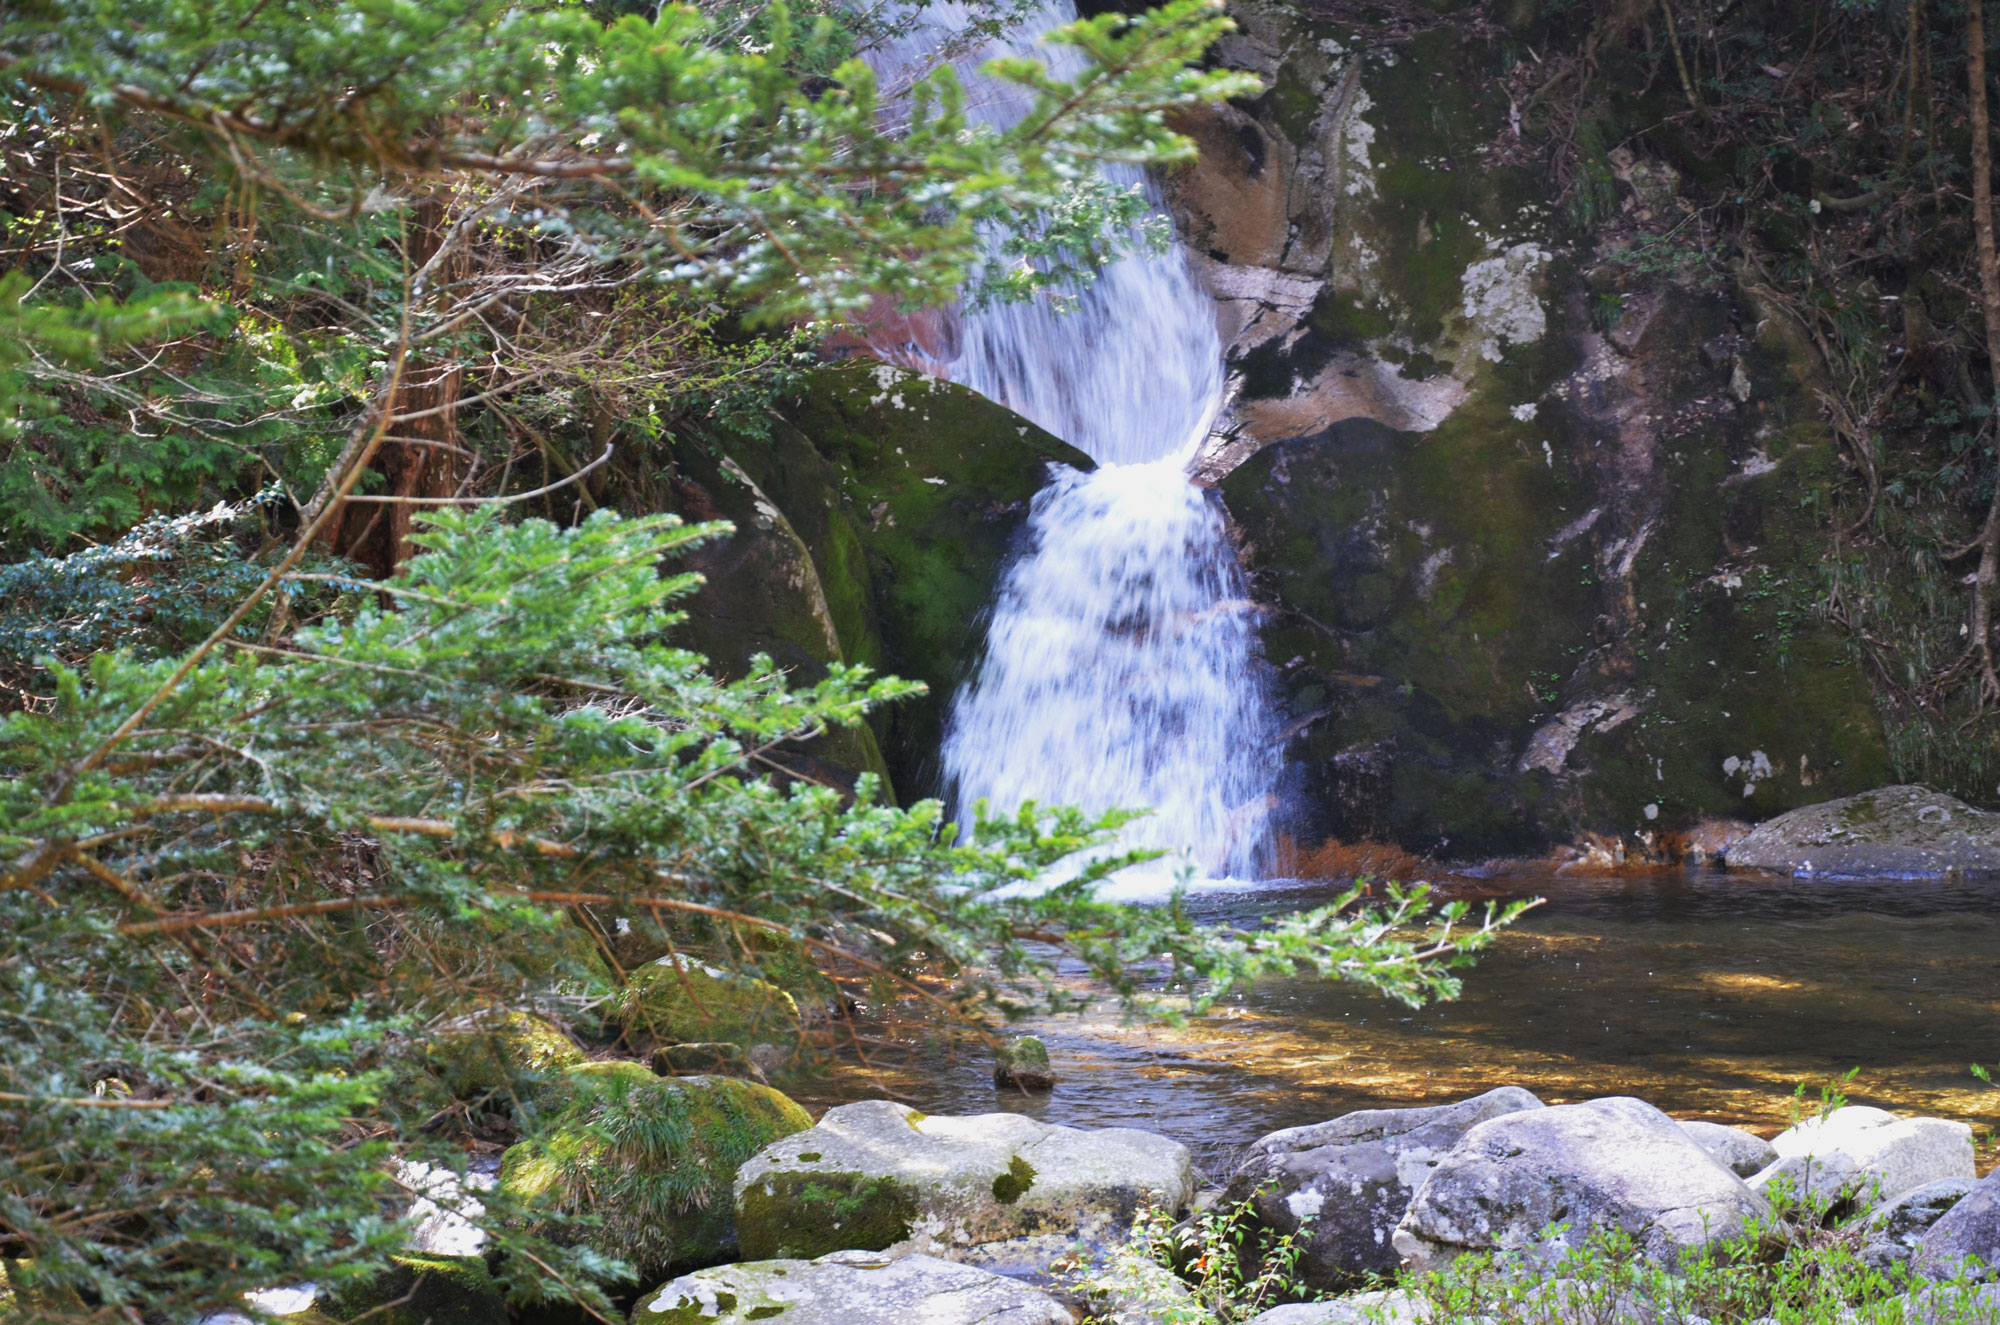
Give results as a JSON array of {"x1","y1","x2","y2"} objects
[{"x1": 809, "y1": 872, "x2": 2000, "y2": 1177}]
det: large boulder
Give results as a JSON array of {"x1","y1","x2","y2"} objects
[
  {"x1": 1917, "y1": 1166, "x2": 2000, "y2": 1281},
  {"x1": 1221, "y1": 1086, "x2": 1544, "y2": 1286},
  {"x1": 1676, "y1": 1120, "x2": 1777, "y2": 1178},
  {"x1": 733, "y1": 1099, "x2": 1193, "y2": 1272},
  {"x1": 1747, "y1": 1106, "x2": 1974, "y2": 1209},
  {"x1": 1391, "y1": 1096, "x2": 1768, "y2": 1270},
  {"x1": 1723, "y1": 786, "x2": 2000, "y2": 877},
  {"x1": 1172, "y1": 0, "x2": 1890, "y2": 857},
  {"x1": 317, "y1": 1254, "x2": 504, "y2": 1325},
  {"x1": 497, "y1": 1062, "x2": 811, "y2": 1283},
  {"x1": 631, "y1": 1249, "x2": 1075, "y2": 1325}
]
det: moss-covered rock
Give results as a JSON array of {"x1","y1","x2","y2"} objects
[
  {"x1": 674, "y1": 362, "x2": 1092, "y2": 800},
  {"x1": 615, "y1": 955, "x2": 802, "y2": 1057},
  {"x1": 991, "y1": 1036, "x2": 1056, "y2": 1092},
  {"x1": 733, "y1": 1100, "x2": 1192, "y2": 1272},
  {"x1": 316, "y1": 1253, "x2": 505, "y2": 1325},
  {"x1": 498, "y1": 1061, "x2": 812, "y2": 1282},
  {"x1": 0, "y1": 1259, "x2": 84, "y2": 1318},
  {"x1": 425, "y1": 1010, "x2": 584, "y2": 1103}
]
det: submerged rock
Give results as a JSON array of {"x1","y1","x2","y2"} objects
[
  {"x1": 498, "y1": 1062, "x2": 811, "y2": 1282},
  {"x1": 1676, "y1": 1119, "x2": 1777, "y2": 1178},
  {"x1": 1222, "y1": 1086, "x2": 1544, "y2": 1286},
  {"x1": 1723, "y1": 785, "x2": 2000, "y2": 877},
  {"x1": 993, "y1": 1035, "x2": 1058, "y2": 1093},
  {"x1": 1392, "y1": 1096, "x2": 1767, "y2": 1270},
  {"x1": 631, "y1": 1249, "x2": 1076, "y2": 1325},
  {"x1": 1748, "y1": 1106, "x2": 1973, "y2": 1209},
  {"x1": 732, "y1": 1099, "x2": 1192, "y2": 1273}
]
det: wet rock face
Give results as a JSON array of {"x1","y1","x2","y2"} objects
[
  {"x1": 1724, "y1": 785, "x2": 2000, "y2": 877},
  {"x1": 1222, "y1": 1086, "x2": 1543, "y2": 1287},
  {"x1": 1392, "y1": 1096, "x2": 1768, "y2": 1270},
  {"x1": 667, "y1": 362, "x2": 1090, "y2": 802},
  {"x1": 1176, "y1": 3, "x2": 1889, "y2": 855},
  {"x1": 732, "y1": 1099, "x2": 1193, "y2": 1274}
]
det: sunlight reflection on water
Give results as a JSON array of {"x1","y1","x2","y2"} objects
[{"x1": 809, "y1": 870, "x2": 2000, "y2": 1178}]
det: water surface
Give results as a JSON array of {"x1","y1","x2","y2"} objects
[{"x1": 808, "y1": 870, "x2": 2000, "y2": 1177}]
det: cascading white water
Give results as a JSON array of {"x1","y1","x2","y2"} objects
[{"x1": 875, "y1": 0, "x2": 1282, "y2": 882}]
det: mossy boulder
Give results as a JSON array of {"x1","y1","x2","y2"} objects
[
  {"x1": 733, "y1": 1100, "x2": 1193, "y2": 1273},
  {"x1": 425, "y1": 1010, "x2": 584, "y2": 1103},
  {"x1": 0, "y1": 1259, "x2": 84, "y2": 1318},
  {"x1": 991, "y1": 1036, "x2": 1056, "y2": 1092},
  {"x1": 615, "y1": 955, "x2": 802, "y2": 1058},
  {"x1": 317, "y1": 1253, "x2": 505, "y2": 1325},
  {"x1": 673, "y1": 361, "x2": 1092, "y2": 800},
  {"x1": 498, "y1": 1061, "x2": 812, "y2": 1282}
]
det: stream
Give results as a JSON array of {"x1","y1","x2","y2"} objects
[{"x1": 810, "y1": 870, "x2": 2000, "y2": 1177}]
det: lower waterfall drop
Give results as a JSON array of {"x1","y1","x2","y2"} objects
[{"x1": 941, "y1": 455, "x2": 1282, "y2": 885}]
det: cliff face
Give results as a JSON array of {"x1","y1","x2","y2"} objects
[{"x1": 1172, "y1": 2, "x2": 1890, "y2": 855}]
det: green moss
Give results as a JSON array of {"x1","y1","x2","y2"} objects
[
  {"x1": 500, "y1": 1063, "x2": 812, "y2": 1282},
  {"x1": 0, "y1": 1259, "x2": 84, "y2": 1318},
  {"x1": 769, "y1": 363, "x2": 1092, "y2": 799},
  {"x1": 991, "y1": 1154, "x2": 1037, "y2": 1205},
  {"x1": 735, "y1": 1171, "x2": 920, "y2": 1260},
  {"x1": 616, "y1": 956, "x2": 802, "y2": 1054},
  {"x1": 425, "y1": 1010, "x2": 583, "y2": 1103},
  {"x1": 318, "y1": 1254, "x2": 506, "y2": 1325}
]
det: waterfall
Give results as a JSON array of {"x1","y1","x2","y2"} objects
[{"x1": 876, "y1": 1, "x2": 1282, "y2": 883}]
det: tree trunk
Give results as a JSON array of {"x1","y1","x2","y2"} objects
[
  {"x1": 1963, "y1": 2, "x2": 2000, "y2": 704},
  {"x1": 318, "y1": 196, "x2": 470, "y2": 576}
]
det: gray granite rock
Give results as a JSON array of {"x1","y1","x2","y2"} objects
[
  {"x1": 631, "y1": 1250, "x2": 1076, "y2": 1324},
  {"x1": 1748, "y1": 1107, "x2": 1973, "y2": 1209},
  {"x1": 1392, "y1": 1096, "x2": 1767, "y2": 1269},
  {"x1": 1916, "y1": 1166, "x2": 2000, "y2": 1282},
  {"x1": 1677, "y1": 1120, "x2": 1777, "y2": 1178},
  {"x1": 1722, "y1": 785, "x2": 2000, "y2": 877},
  {"x1": 734, "y1": 1100, "x2": 1193, "y2": 1274},
  {"x1": 1861, "y1": 1178, "x2": 1975, "y2": 1270},
  {"x1": 1223, "y1": 1087, "x2": 1544, "y2": 1287}
]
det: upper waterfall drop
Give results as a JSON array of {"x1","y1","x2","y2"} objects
[{"x1": 875, "y1": 0, "x2": 1283, "y2": 880}]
